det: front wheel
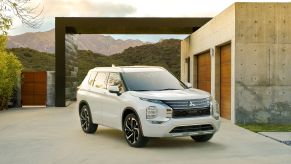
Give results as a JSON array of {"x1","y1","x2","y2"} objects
[
  {"x1": 123, "y1": 113, "x2": 149, "y2": 147},
  {"x1": 79, "y1": 105, "x2": 98, "y2": 133},
  {"x1": 191, "y1": 134, "x2": 214, "y2": 142}
]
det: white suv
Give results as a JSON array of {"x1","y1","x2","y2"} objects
[{"x1": 77, "y1": 66, "x2": 220, "y2": 147}]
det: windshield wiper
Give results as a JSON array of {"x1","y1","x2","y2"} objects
[{"x1": 133, "y1": 90, "x2": 151, "y2": 91}]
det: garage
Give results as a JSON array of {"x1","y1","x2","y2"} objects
[
  {"x1": 196, "y1": 51, "x2": 211, "y2": 93},
  {"x1": 181, "y1": 2, "x2": 291, "y2": 124},
  {"x1": 220, "y1": 44, "x2": 231, "y2": 120}
]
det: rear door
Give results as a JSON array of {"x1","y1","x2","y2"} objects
[
  {"x1": 89, "y1": 72, "x2": 109, "y2": 124},
  {"x1": 85, "y1": 71, "x2": 101, "y2": 123}
]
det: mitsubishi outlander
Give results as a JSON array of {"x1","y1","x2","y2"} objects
[{"x1": 77, "y1": 66, "x2": 220, "y2": 147}]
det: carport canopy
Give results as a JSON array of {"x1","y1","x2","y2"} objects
[{"x1": 55, "y1": 17, "x2": 211, "y2": 107}]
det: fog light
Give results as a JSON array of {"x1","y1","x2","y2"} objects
[{"x1": 146, "y1": 106, "x2": 158, "y2": 119}]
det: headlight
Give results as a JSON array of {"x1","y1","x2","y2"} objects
[
  {"x1": 146, "y1": 106, "x2": 158, "y2": 119},
  {"x1": 139, "y1": 97, "x2": 163, "y2": 104}
]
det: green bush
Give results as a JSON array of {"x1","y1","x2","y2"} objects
[{"x1": 0, "y1": 36, "x2": 22, "y2": 110}]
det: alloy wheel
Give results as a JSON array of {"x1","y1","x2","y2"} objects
[
  {"x1": 80, "y1": 107, "x2": 90, "y2": 131},
  {"x1": 124, "y1": 116, "x2": 140, "y2": 144}
]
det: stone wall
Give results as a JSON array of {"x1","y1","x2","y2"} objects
[{"x1": 65, "y1": 34, "x2": 78, "y2": 105}]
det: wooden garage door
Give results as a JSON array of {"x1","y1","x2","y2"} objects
[
  {"x1": 21, "y1": 72, "x2": 47, "y2": 106},
  {"x1": 220, "y1": 44, "x2": 231, "y2": 120},
  {"x1": 197, "y1": 51, "x2": 211, "y2": 93}
]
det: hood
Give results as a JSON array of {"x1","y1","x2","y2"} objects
[{"x1": 128, "y1": 88, "x2": 210, "y2": 100}]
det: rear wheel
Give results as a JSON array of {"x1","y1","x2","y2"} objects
[
  {"x1": 123, "y1": 113, "x2": 148, "y2": 147},
  {"x1": 79, "y1": 105, "x2": 98, "y2": 133},
  {"x1": 191, "y1": 134, "x2": 213, "y2": 142}
]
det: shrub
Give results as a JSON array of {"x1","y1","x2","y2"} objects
[{"x1": 0, "y1": 36, "x2": 22, "y2": 110}]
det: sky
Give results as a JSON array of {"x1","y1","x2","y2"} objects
[{"x1": 7, "y1": 0, "x2": 291, "y2": 42}]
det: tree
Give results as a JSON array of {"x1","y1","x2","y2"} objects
[
  {"x1": 0, "y1": 36, "x2": 22, "y2": 110},
  {"x1": 0, "y1": 0, "x2": 41, "y2": 109},
  {"x1": 0, "y1": 0, "x2": 43, "y2": 35}
]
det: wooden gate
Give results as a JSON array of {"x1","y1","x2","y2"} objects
[{"x1": 21, "y1": 72, "x2": 47, "y2": 106}]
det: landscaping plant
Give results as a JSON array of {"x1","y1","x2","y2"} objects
[{"x1": 0, "y1": 36, "x2": 22, "y2": 110}]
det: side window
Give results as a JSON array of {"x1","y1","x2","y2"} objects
[
  {"x1": 93, "y1": 72, "x2": 108, "y2": 89},
  {"x1": 107, "y1": 73, "x2": 125, "y2": 92},
  {"x1": 88, "y1": 71, "x2": 97, "y2": 86}
]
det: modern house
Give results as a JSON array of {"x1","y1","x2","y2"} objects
[{"x1": 180, "y1": 2, "x2": 291, "y2": 124}]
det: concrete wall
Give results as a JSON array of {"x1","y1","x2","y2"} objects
[
  {"x1": 180, "y1": 37, "x2": 190, "y2": 82},
  {"x1": 235, "y1": 3, "x2": 291, "y2": 124},
  {"x1": 181, "y1": 2, "x2": 291, "y2": 124},
  {"x1": 47, "y1": 71, "x2": 55, "y2": 106},
  {"x1": 181, "y1": 4, "x2": 236, "y2": 122}
]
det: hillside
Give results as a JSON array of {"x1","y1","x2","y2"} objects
[
  {"x1": 7, "y1": 29, "x2": 146, "y2": 56},
  {"x1": 111, "y1": 39, "x2": 181, "y2": 77},
  {"x1": 9, "y1": 39, "x2": 181, "y2": 84},
  {"x1": 9, "y1": 48, "x2": 55, "y2": 71}
]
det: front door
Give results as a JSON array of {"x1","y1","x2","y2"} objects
[{"x1": 102, "y1": 72, "x2": 125, "y2": 129}]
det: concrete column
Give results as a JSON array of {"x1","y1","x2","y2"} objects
[{"x1": 47, "y1": 71, "x2": 55, "y2": 106}]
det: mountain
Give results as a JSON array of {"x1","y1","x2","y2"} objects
[
  {"x1": 8, "y1": 30, "x2": 55, "y2": 54},
  {"x1": 9, "y1": 39, "x2": 181, "y2": 83},
  {"x1": 7, "y1": 29, "x2": 147, "y2": 56}
]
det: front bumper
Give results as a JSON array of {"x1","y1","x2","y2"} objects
[{"x1": 141, "y1": 116, "x2": 221, "y2": 137}]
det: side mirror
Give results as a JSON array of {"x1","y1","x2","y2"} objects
[
  {"x1": 108, "y1": 86, "x2": 121, "y2": 95},
  {"x1": 184, "y1": 82, "x2": 192, "y2": 88}
]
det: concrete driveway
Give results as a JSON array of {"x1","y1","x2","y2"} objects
[{"x1": 0, "y1": 103, "x2": 290, "y2": 164}]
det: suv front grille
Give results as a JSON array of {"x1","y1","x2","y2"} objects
[
  {"x1": 169, "y1": 124, "x2": 214, "y2": 133},
  {"x1": 162, "y1": 99, "x2": 210, "y2": 118}
]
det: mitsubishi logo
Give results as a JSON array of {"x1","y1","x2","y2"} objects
[{"x1": 189, "y1": 101, "x2": 196, "y2": 107}]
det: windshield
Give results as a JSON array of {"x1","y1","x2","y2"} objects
[{"x1": 121, "y1": 70, "x2": 186, "y2": 91}]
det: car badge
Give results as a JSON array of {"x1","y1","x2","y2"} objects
[{"x1": 189, "y1": 101, "x2": 196, "y2": 107}]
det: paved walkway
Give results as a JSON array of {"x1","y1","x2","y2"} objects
[
  {"x1": 0, "y1": 103, "x2": 290, "y2": 164},
  {"x1": 259, "y1": 132, "x2": 291, "y2": 146}
]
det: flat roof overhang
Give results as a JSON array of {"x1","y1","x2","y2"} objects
[
  {"x1": 55, "y1": 17, "x2": 212, "y2": 107},
  {"x1": 56, "y1": 17, "x2": 211, "y2": 34}
]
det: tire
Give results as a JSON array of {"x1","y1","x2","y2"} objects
[
  {"x1": 123, "y1": 113, "x2": 149, "y2": 147},
  {"x1": 191, "y1": 134, "x2": 214, "y2": 142},
  {"x1": 79, "y1": 105, "x2": 98, "y2": 133}
]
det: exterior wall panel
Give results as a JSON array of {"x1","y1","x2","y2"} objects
[
  {"x1": 181, "y1": 2, "x2": 291, "y2": 124},
  {"x1": 235, "y1": 3, "x2": 291, "y2": 124},
  {"x1": 181, "y1": 4, "x2": 236, "y2": 122}
]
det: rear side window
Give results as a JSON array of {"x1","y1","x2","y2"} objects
[
  {"x1": 93, "y1": 72, "x2": 108, "y2": 89},
  {"x1": 88, "y1": 71, "x2": 97, "y2": 86}
]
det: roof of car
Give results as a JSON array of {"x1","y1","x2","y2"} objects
[{"x1": 89, "y1": 66, "x2": 165, "y2": 73}]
